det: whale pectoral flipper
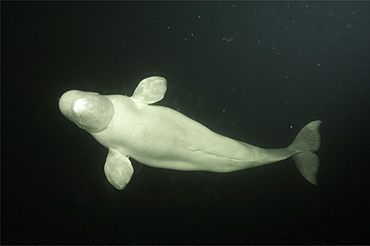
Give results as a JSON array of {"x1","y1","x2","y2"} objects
[
  {"x1": 131, "y1": 76, "x2": 167, "y2": 104},
  {"x1": 104, "y1": 149, "x2": 134, "y2": 190}
]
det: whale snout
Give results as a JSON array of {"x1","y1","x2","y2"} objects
[{"x1": 59, "y1": 90, "x2": 114, "y2": 133}]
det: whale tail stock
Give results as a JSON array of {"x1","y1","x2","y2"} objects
[{"x1": 288, "y1": 120, "x2": 322, "y2": 185}]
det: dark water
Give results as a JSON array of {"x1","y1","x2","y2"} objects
[{"x1": 2, "y1": 2, "x2": 369, "y2": 244}]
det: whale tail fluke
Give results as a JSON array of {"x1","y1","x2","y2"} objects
[{"x1": 288, "y1": 120, "x2": 322, "y2": 185}]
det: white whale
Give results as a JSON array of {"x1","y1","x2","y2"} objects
[{"x1": 59, "y1": 76, "x2": 322, "y2": 190}]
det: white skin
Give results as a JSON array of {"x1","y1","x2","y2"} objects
[{"x1": 59, "y1": 76, "x2": 321, "y2": 190}]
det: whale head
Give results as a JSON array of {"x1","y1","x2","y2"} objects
[{"x1": 59, "y1": 90, "x2": 114, "y2": 133}]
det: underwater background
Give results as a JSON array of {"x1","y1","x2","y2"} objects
[{"x1": 2, "y1": 2, "x2": 369, "y2": 244}]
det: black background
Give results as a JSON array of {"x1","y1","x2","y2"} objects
[{"x1": 2, "y1": 2, "x2": 369, "y2": 244}]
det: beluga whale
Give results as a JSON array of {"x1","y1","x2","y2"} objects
[{"x1": 59, "y1": 76, "x2": 322, "y2": 190}]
